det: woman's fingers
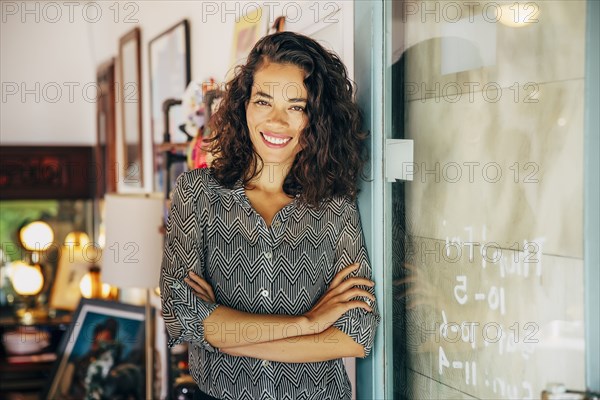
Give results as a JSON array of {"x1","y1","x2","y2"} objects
[
  {"x1": 186, "y1": 272, "x2": 216, "y2": 303},
  {"x1": 330, "y1": 277, "x2": 374, "y2": 295},
  {"x1": 345, "y1": 300, "x2": 373, "y2": 312},
  {"x1": 334, "y1": 288, "x2": 375, "y2": 303},
  {"x1": 329, "y1": 263, "x2": 360, "y2": 289},
  {"x1": 184, "y1": 276, "x2": 208, "y2": 295}
]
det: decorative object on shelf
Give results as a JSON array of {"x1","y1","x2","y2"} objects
[
  {"x1": 3, "y1": 327, "x2": 50, "y2": 355},
  {"x1": 228, "y1": 5, "x2": 270, "y2": 80},
  {"x1": 154, "y1": 99, "x2": 189, "y2": 197},
  {"x1": 43, "y1": 298, "x2": 146, "y2": 399},
  {"x1": 96, "y1": 58, "x2": 118, "y2": 196},
  {"x1": 181, "y1": 78, "x2": 220, "y2": 140},
  {"x1": 49, "y1": 231, "x2": 94, "y2": 311},
  {"x1": 187, "y1": 88, "x2": 225, "y2": 170},
  {"x1": 102, "y1": 193, "x2": 164, "y2": 399},
  {"x1": 181, "y1": 80, "x2": 205, "y2": 140},
  {"x1": 149, "y1": 19, "x2": 191, "y2": 145},
  {"x1": 118, "y1": 27, "x2": 144, "y2": 189}
]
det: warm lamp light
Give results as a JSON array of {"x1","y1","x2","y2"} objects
[
  {"x1": 10, "y1": 261, "x2": 44, "y2": 295},
  {"x1": 79, "y1": 273, "x2": 112, "y2": 299},
  {"x1": 499, "y1": 3, "x2": 540, "y2": 28},
  {"x1": 64, "y1": 231, "x2": 91, "y2": 248},
  {"x1": 20, "y1": 221, "x2": 54, "y2": 251}
]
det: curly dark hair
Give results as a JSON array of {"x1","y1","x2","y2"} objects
[{"x1": 205, "y1": 31, "x2": 369, "y2": 208}]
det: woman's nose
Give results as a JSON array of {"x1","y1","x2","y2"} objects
[{"x1": 267, "y1": 106, "x2": 288, "y2": 125}]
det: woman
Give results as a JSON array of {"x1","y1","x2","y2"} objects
[{"x1": 160, "y1": 31, "x2": 380, "y2": 400}]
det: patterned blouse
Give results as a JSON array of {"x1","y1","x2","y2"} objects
[{"x1": 160, "y1": 167, "x2": 380, "y2": 400}]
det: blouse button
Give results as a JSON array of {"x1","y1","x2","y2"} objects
[
  {"x1": 261, "y1": 359, "x2": 271, "y2": 367},
  {"x1": 261, "y1": 289, "x2": 269, "y2": 298},
  {"x1": 272, "y1": 220, "x2": 281, "y2": 229},
  {"x1": 264, "y1": 251, "x2": 273, "y2": 260}
]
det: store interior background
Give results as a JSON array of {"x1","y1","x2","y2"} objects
[{"x1": 1, "y1": 1, "x2": 598, "y2": 399}]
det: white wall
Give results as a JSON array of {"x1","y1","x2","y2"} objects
[{"x1": 1, "y1": 0, "x2": 353, "y2": 192}]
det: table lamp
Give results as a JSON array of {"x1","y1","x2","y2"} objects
[
  {"x1": 102, "y1": 192, "x2": 164, "y2": 399},
  {"x1": 11, "y1": 220, "x2": 54, "y2": 323}
]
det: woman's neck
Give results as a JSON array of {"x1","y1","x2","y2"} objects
[{"x1": 247, "y1": 161, "x2": 291, "y2": 194}]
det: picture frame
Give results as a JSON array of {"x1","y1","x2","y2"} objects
[
  {"x1": 96, "y1": 58, "x2": 118, "y2": 196},
  {"x1": 118, "y1": 27, "x2": 144, "y2": 189},
  {"x1": 149, "y1": 19, "x2": 191, "y2": 145},
  {"x1": 228, "y1": 5, "x2": 270, "y2": 80},
  {"x1": 48, "y1": 246, "x2": 92, "y2": 311},
  {"x1": 44, "y1": 298, "x2": 147, "y2": 399}
]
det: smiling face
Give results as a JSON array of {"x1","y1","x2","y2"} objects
[{"x1": 246, "y1": 62, "x2": 309, "y2": 168}]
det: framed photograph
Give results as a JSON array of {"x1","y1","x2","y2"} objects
[
  {"x1": 228, "y1": 6, "x2": 269, "y2": 80},
  {"x1": 118, "y1": 27, "x2": 144, "y2": 189},
  {"x1": 48, "y1": 246, "x2": 92, "y2": 311},
  {"x1": 44, "y1": 298, "x2": 147, "y2": 399},
  {"x1": 96, "y1": 58, "x2": 118, "y2": 196},
  {"x1": 149, "y1": 20, "x2": 191, "y2": 145}
]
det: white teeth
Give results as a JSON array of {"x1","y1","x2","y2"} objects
[{"x1": 263, "y1": 133, "x2": 291, "y2": 145}]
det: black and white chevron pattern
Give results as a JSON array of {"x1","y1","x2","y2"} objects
[{"x1": 160, "y1": 167, "x2": 380, "y2": 400}]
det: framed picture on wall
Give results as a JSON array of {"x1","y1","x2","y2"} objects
[
  {"x1": 228, "y1": 6, "x2": 269, "y2": 80},
  {"x1": 118, "y1": 27, "x2": 144, "y2": 189},
  {"x1": 96, "y1": 58, "x2": 118, "y2": 196},
  {"x1": 44, "y1": 298, "x2": 147, "y2": 399},
  {"x1": 149, "y1": 19, "x2": 191, "y2": 145}
]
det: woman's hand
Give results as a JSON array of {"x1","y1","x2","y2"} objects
[
  {"x1": 184, "y1": 271, "x2": 216, "y2": 303},
  {"x1": 301, "y1": 263, "x2": 375, "y2": 334}
]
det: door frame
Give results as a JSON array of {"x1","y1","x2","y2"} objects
[
  {"x1": 584, "y1": 0, "x2": 599, "y2": 393},
  {"x1": 354, "y1": 1, "x2": 392, "y2": 399}
]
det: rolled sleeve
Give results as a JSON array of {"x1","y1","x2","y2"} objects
[
  {"x1": 160, "y1": 171, "x2": 220, "y2": 352},
  {"x1": 332, "y1": 199, "x2": 381, "y2": 357}
]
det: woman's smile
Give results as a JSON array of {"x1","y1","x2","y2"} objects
[{"x1": 261, "y1": 131, "x2": 293, "y2": 147}]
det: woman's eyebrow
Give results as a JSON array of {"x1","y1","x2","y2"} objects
[
  {"x1": 288, "y1": 97, "x2": 307, "y2": 103},
  {"x1": 253, "y1": 90, "x2": 307, "y2": 103},
  {"x1": 254, "y1": 91, "x2": 273, "y2": 99}
]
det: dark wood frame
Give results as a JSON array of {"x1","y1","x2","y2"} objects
[
  {"x1": 148, "y1": 19, "x2": 191, "y2": 144},
  {"x1": 96, "y1": 58, "x2": 118, "y2": 196},
  {"x1": 0, "y1": 146, "x2": 95, "y2": 199},
  {"x1": 118, "y1": 27, "x2": 144, "y2": 188},
  {"x1": 43, "y1": 298, "x2": 147, "y2": 399}
]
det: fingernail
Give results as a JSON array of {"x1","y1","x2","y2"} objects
[{"x1": 189, "y1": 271, "x2": 195, "y2": 276}]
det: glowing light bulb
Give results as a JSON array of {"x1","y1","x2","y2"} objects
[
  {"x1": 80, "y1": 273, "x2": 112, "y2": 298},
  {"x1": 10, "y1": 261, "x2": 44, "y2": 295},
  {"x1": 20, "y1": 221, "x2": 54, "y2": 251},
  {"x1": 499, "y1": 3, "x2": 540, "y2": 28},
  {"x1": 64, "y1": 231, "x2": 90, "y2": 247}
]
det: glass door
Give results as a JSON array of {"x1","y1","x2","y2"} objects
[{"x1": 384, "y1": 1, "x2": 588, "y2": 398}]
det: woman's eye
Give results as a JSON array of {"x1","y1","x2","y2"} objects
[
  {"x1": 291, "y1": 106, "x2": 305, "y2": 112},
  {"x1": 255, "y1": 100, "x2": 269, "y2": 106}
]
